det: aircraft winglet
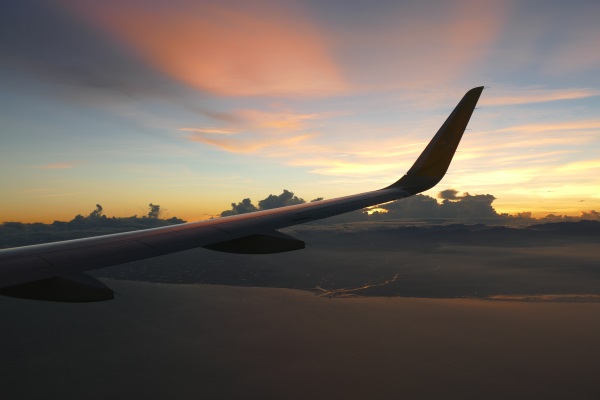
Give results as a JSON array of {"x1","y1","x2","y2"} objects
[{"x1": 386, "y1": 86, "x2": 484, "y2": 193}]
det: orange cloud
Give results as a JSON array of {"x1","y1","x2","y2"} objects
[
  {"x1": 179, "y1": 128, "x2": 239, "y2": 135},
  {"x1": 193, "y1": 108, "x2": 329, "y2": 132},
  {"x1": 64, "y1": 0, "x2": 346, "y2": 97},
  {"x1": 184, "y1": 108, "x2": 334, "y2": 154},
  {"x1": 188, "y1": 132, "x2": 315, "y2": 153},
  {"x1": 233, "y1": 110, "x2": 325, "y2": 131}
]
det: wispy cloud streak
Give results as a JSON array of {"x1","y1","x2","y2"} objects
[
  {"x1": 481, "y1": 88, "x2": 599, "y2": 106},
  {"x1": 179, "y1": 128, "x2": 239, "y2": 135},
  {"x1": 184, "y1": 108, "x2": 335, "y2": 154},
  {"x1": 37, "y1": 163, "x2": 76, "y2": 169},
  {"x1": 187, "y1": 133, "x2": 315, "y2": 153}
]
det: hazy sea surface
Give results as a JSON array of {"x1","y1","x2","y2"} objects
[
  {"x1": 2, "y1": 280, "x2": 600, "y2": 400},
  {"x1": 3, "y1": 221, "x2": 600, "y2": 399}
]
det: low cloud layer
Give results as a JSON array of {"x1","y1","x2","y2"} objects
[{"x1": 0, "y1": 204, "x2": 185, "y2": 248}]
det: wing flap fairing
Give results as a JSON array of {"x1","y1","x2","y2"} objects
[
  {"x1": 204, "y1": 230, "x2": 305, "y2": 254},
  {"x1": 0, "y1": 272, "x2": 114, "y2": 302}
]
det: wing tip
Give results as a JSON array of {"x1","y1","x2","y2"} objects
[{"x1": 385, "y1": 86, "x2": 484, "y2": 194}]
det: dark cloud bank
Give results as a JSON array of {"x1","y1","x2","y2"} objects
[{"x1": 0, "y1": 204, "x2": 184, "y2": 248}]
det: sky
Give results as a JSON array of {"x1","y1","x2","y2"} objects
[{"x1": 1, "y1": 0, "x2": 599, "y2": 223}]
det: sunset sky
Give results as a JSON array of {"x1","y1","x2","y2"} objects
[{"x1": 1, "y1": 0, "x2": 599, "y2": 223}]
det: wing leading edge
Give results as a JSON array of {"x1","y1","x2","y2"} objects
[{"x1": 0, "y1": 87, "x2": 484, "y2": 301}]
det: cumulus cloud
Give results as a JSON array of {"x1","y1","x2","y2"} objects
[
  {"x1": 147, "y1": 203, "x2": 161, "y2": 219},
  {"x1": 219, "y1": 188, "x2": 505, "y2": 222},
  {"x1": 379, "y1": 195, "x2": 441, "y2": 218},
  {"x1": 220, "y1": 190, "x2": 306, "y2": 216},
  {"x1": 440, "y1": 193, "x2": 498, "y2": 219},
  {"x1": 580, "y1": 210, "x2": 600, "y2": 220},
  {"x1": 221, "y1": 199, "x2": 258, "y2": 217},
  {"x1": 217, "y1": 187, "x2": 556, "y2": 223},
  {"x1": 514, "y1": 212, "x2": 534, "y2": 220},
  {"x1": 379, "y1": 190, "x2": 499, "y2": 220},
  {"x1": 438, "y1": 189, "x2": 461, "y2": 200},
  {"x1": 258, "y1": 190, "x2": 304, "y2": 210},
  {"x1": 89, "y1": 204, "x2": 103, "y2": 219}
]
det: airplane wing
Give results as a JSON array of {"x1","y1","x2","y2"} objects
[{"x1": 0, "y1": 87, "x2": 484, "y2": 302}]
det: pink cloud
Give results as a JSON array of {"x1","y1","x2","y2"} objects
[
  {"x1": 64, "y1": 0, "x2": 347, "y2": 97},
  {"x1": 329, "y1": 0, "x2": 511, "y2": 89}
]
